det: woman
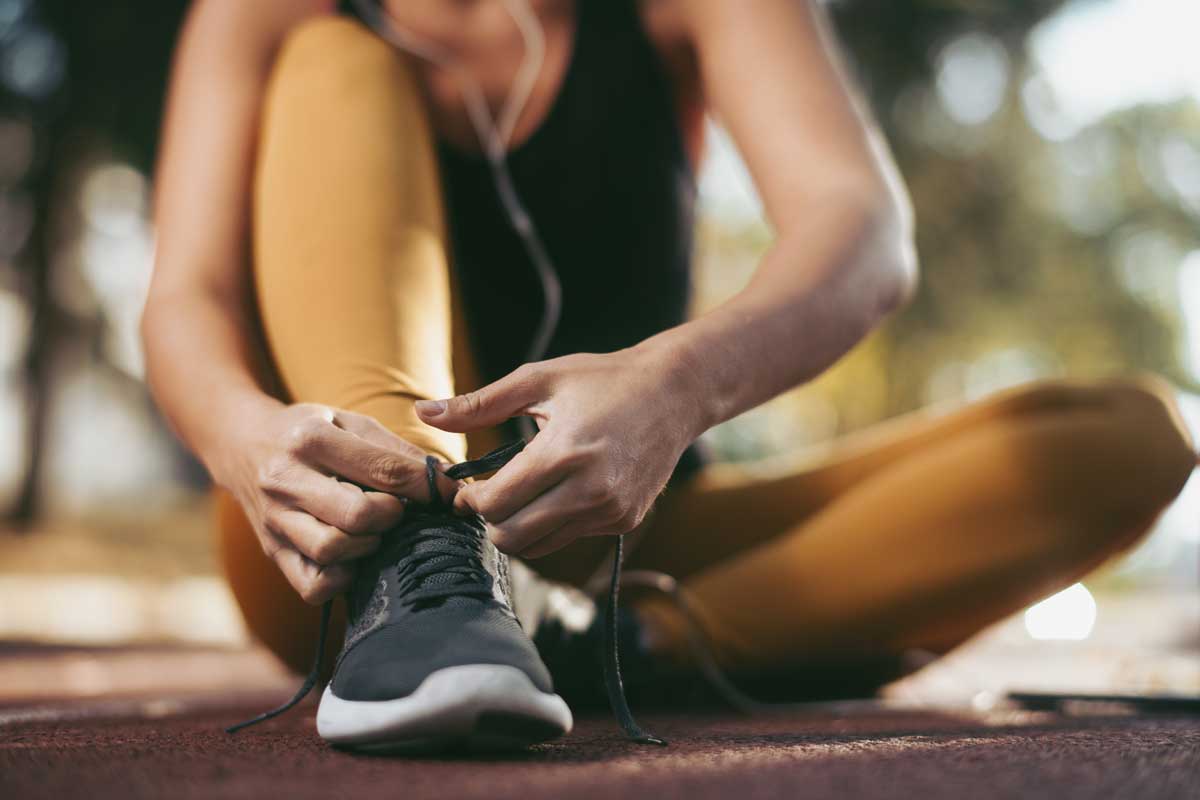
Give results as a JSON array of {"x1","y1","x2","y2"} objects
[{"x1": 144, "y1": 0, "x2": 1196, "y2": 750}]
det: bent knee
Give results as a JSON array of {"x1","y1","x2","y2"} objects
[
  {"x1": 1032, "y1": 374, "x2": 1196, "y2": 518},
  {"x1": 1098, "y1": 375, "x2": 1195, "y2": 502},
  {"x1": 275, "y1": 16, "x2": 392, "y2": 75},
  {"x1": 268, "y1": 16, "x2": 418, "y2": 108}
]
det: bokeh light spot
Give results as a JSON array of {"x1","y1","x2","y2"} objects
[
  {"x1": 1024, "y1": 583, "x2": 1097, "y2": 641},
  {"x1": 935, "y1": 32, "x2": 1010, "y2": 126}
]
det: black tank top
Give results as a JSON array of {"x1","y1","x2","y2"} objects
[{"x1": 351, "y1": 0, "x2": 705, "y2": 480}]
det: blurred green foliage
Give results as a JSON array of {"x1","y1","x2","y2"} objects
[{"x1": 700, "y1": 1, "x2": 1200, "y2": 460}]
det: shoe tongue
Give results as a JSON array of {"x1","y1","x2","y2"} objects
[
  {"x1": 401, "y1": 514, "x2": 492, "y2": 608},
  {"x1": 411, "y1": 536, "x2": 467, "y2": 590}
]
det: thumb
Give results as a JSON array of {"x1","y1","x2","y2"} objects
[{"x1": 415, "y1": 366, "x2": 544, "y2": 433}]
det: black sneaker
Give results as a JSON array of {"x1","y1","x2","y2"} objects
[
  {"x1": 229, "y1": 441, "x2": 663, "y2": 750},
  {"x1": 315, "y1": 495, "x2": 571, "y2": 751}
]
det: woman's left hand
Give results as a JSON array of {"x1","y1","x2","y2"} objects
[{"x1": 415, "y1": 344, "x2": 705, "y2": 558}]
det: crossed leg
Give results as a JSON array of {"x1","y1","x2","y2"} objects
[{"x1": 620, "y1": 376, "x2": 1196, "y2": 679}]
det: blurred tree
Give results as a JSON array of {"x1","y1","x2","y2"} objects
[{"x1": 1, "y1": 0, "x2": 187, "y2": 523}]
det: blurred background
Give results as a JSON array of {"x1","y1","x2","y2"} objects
[{"x1": 0, "y1": 0, "x2": 1196, "y2": 702}]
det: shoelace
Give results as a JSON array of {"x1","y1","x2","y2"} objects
[
  {"x1": 227, "y1": 439, "x2": 665, "y2": 745},
  {"x1": 387, "y1": 517, "x2": 493, "y2": 607}
]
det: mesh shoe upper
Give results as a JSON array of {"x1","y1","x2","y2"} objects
[{"x1": 329, "y1": 505, "x2": 554, "y2": 702}]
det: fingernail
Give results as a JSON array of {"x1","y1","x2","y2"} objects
[{"x1": 416, "y1": 399, "x2": 446, "y2": 417}]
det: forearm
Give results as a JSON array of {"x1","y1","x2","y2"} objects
[
  {"x1": 646, "y1": 194, "x2": 916, "y2": 436},
  {"x1": 142, "y1": 283, "x2": 282, "y2": 482},
  {"x1": 145, "y1": 1, "x2": 334, "y2": 482}
]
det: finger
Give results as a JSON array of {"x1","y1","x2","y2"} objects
[
  {"x1": 269, "y1": 542, "x2": 354, "y2": 605},
  {"x1": 303, "y1": 421, "x2": 458, "y2": 501},
  {"x1": 265, "y1": 508, "x2": 381, "y2": 566},
  {"x1": 519, "y1": 515, "x2": 619, "y2": 560},
  {"x1": 264, "y1": 466, "x2": 406, "y2": 534},
  {"x1": 453, "y1": 434, "x2": 567, "y2": 523},
  {"x1": 483, "y1": 480, "x2": 581, "y2": 554},
  {"x1": 332, "y1": 411, "x2": 428, "y2": 460},
  {"x1": 415, "y1": 363, "x2": 544, "y2": 433}
]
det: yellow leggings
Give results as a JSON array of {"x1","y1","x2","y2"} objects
[{"x1": 217, "y1": 18, "x2": 1197, "y2": 682}]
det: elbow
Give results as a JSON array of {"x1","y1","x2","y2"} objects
[
  {"x1": 876, "y1": 230, "x2": 918, "y2": 317},
  {"x1": 791, "y1": 175, "x2": 919, "y2": 323},
  {"x1": 859, "y1": 186, "x2": 918, "y2": 321}
]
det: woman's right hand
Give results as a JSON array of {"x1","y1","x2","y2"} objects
[{"x1": 215, "y1": 401, "x2": 460, "y2": 604}]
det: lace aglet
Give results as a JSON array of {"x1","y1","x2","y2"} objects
[
  {"x1": 638, "y1": 734, "x2": 669, "y2": 747},
  {"x1": 225, "y1": 712, "x2": 276, "y2": 735}
]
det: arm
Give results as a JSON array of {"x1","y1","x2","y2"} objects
[
  {"x1": 144, "y1": 0, "x2": 448, "y2": 602},
  {"x1": 145, "y1": 0, "x2": 308, "y2": 461},
  {"x1": 646, "y1": 0, "x2": 917, "y2": 430},
  {"x1": 417, "y1": 0, "x2": 917, "y2": 558}
]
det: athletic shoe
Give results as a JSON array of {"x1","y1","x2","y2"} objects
[
  {"x1": 228, "y1": 442, "x2": 663, "y2": 750},
  {"x1": 311, "y1": 498, "x2": 573, "y2": 752}
]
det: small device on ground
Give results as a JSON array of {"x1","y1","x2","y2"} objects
[{"x1": 1006, "y1": 690, "x2": 1200, "y2": 715}]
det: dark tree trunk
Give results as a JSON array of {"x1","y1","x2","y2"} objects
[{"x1": 7, "y1": 121, "x2": 67, "y2": 527}]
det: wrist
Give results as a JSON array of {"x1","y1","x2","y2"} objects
[
  {"x1": 631, "y1": 329, "x2": 718, "y2": 441},
  {"x1": 199, "y1": 388, "x2": 284, "y2": 487}
]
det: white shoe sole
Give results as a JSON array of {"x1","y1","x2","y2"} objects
[{"x1": 316, "y1": 664, "x2": 573, "y2": 752}]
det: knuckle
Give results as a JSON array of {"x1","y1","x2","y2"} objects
[
  {"x1": 602, "y1": 495, "x2": 630, "y2": 522},
  {"x1": 256, "y1": 458, "x2": 291, "y2": 494},
  {"x1": 366, "y1": 456, "x2": 406, "y2": 491},
  {"x1": 567, "y1": 439, "x2": 605, "y2": 470},
  {"x1": 284, "y1": 417, "x2": 325, "y2": 455},
  {"x1": 587, "y1": 471, "x2": 620, "y2": 502},
  {"x1": 581, "y1": 482, "x2": 609, "y2": 507},
  {"x1": 488, "y1": 529, "x2": 518, "y2": 554},
  {"x1": 599, "y1": 469, "x2": 621, "y2": 493},
  {"x1": 311, "y1": 532, "x2": 343, "y2": 566},
  {"x1": 461, "y1": 485, "x2": 491, "y2": 516},
  {"x1": 455, "y1": 391, "x2": 483, "y2": 418},
  {"x1": 338, "y1": 497, "x2": 374, "y2": 532},
  {"x1": 512, "y1": 362, "x2": 539, "y2": 383},
  {"x1": 296, "y1": 580, "x2": 323, "y2": 605},
  {"x1": 260, "y1": 504, "x2": 286, "y2": 537},
  {"x1": 335, "y1": 408, "x2": 363, "y2": 424},
  {"x1": 553, "y1": 447, "x2": 588, "y2": 472}
]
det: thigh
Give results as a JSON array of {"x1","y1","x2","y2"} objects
[
  {"x1": 627, "y1": 376, "x2": 1163, "y2": 580},
  {"x1": 253, "y1": 17, "x2": 481, "y2": 462}
]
